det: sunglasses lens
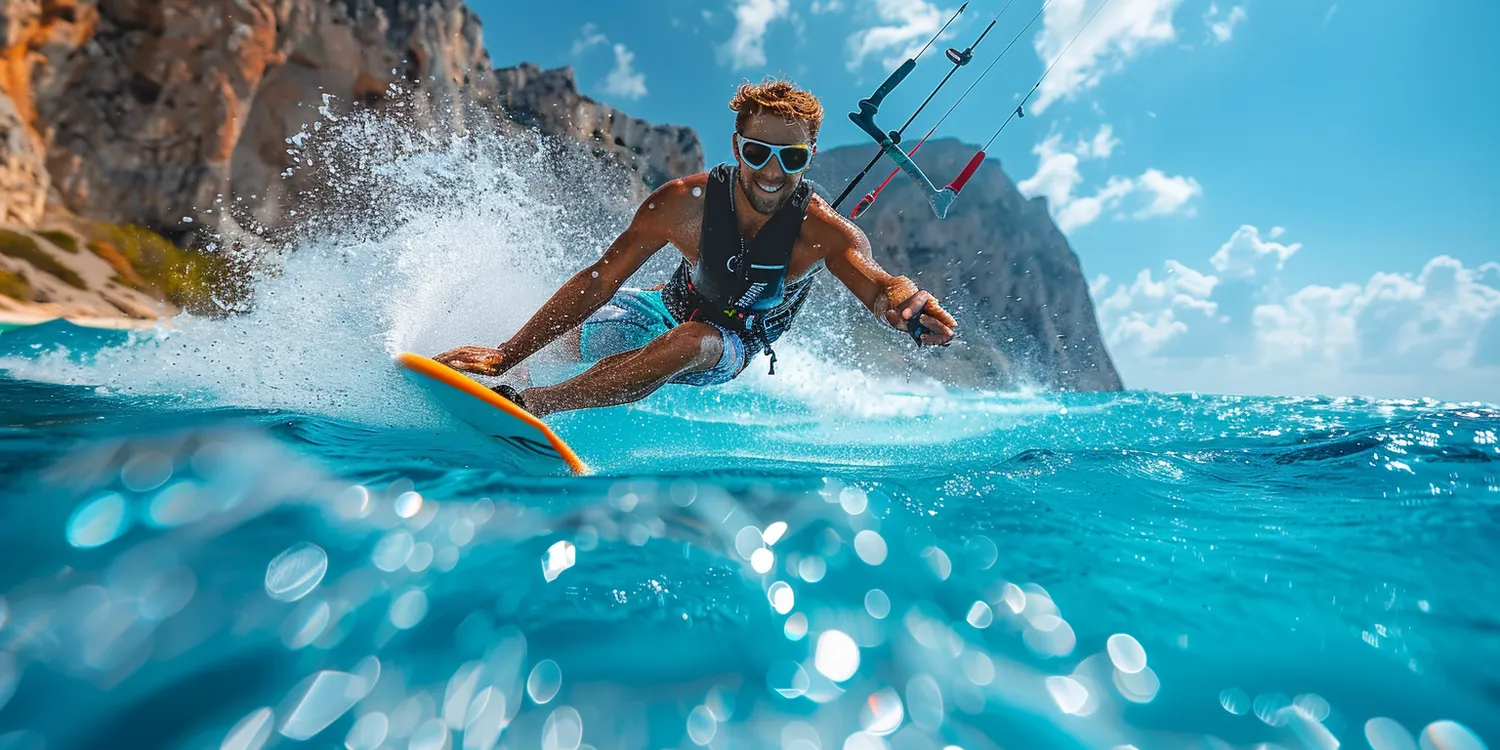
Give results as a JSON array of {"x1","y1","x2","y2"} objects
[
  {"x1": 779, "y1": 147, "x2": 810, "y2": 172},
  {"x1": 740, "y1": 141, "x2": 773, "y2": 168}
]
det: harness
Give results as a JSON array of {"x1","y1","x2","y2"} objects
[{"x1": 661, "y1": 163, "x2": 821, "y2": 374}]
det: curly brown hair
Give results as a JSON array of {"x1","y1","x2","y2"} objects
[{"x1": 729, "y1": 78, "x2": 824, "y2": 141}]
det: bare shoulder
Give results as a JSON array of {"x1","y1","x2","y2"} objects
[{"x1": 802, "y1": 191, "x2": 870, "y2": 256}]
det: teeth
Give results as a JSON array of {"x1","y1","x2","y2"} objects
[{"x1": 757, "y1": 181, "x2": 783, "y2": 193}]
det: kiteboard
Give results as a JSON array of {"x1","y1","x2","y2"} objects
[{"x1": 396, "y1": 352, "x2": 587, "y2": 476}]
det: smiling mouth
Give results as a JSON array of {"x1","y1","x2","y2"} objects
[{"x1": 756, "y1": 180, "x2": 784, "y2": 194}]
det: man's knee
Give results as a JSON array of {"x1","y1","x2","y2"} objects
[{"x1": 657, "y1": 322, "x2": 725, "y2": 367}]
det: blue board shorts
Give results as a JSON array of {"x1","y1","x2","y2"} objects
[{"x1": 578, "y1": 288, "x2": 750, "y2": 387}]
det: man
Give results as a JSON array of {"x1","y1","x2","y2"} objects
[{"x1": 434, "y1": 79, "x2": 957, "y2": 417}]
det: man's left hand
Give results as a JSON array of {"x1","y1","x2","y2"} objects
[{"x1": 885, "y1": 290, "x2": 957, "y2": 346}]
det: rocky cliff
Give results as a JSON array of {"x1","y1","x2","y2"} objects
[{"x1": 807, "y1": 139, "x2": 1122, "y2": 392}]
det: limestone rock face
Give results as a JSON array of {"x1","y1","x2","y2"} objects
[
  {"x1": 1, "y1": 0, "x2": 496, "y2": 237},
  {"x1": 806, "y1": 139, "x2": 1122, "y2": 392},
  {"x1": 0, "y1": 90, "x2": 45, "y2": 225},
  {"x1": 495, "y1": 62, "x2": 704, "y2": 195}
]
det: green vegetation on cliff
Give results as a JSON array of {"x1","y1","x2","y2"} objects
[
  {"x1": 86, "y1": 223, "x2": 237, "y2": 315},
  {"x1": 0, "y1": 230, "x2": 85, "y2": 289},
  {"x1": 0, "y1": 268, "x2": 30, "y2": 300}
]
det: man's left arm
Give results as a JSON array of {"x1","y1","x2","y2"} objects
[{"x1": 815, "y1": 204, "x2": 957, "y2": 346}]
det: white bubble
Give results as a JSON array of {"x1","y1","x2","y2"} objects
[
  {"x1": 407, "y1": 542, "x2": 435, "y2": 573},
  {"x1": 543, "y1": 541, "x2": 577, "y2": 582},
  {"x1": 687, "y1": 705, "x2": 717, "y2": 746},
  {"x1": 861, "y1": 688, "x2": 903, "y2": 736},
  {"x1": 1219, "y1": 687, "x2": 1250, "y2": 715},
  {"x1": 122, "y1": 451, "x2": 173, "y2": 492},
  {"x1": 1045, "y1": 676, "x2": 1089, "y2": 715},
  {"x1": 961, "y1": 651, "x2": 995, "y2": 686},
  {"x1": 395, "y1": 491, "x2": 423, "y2": 519},
  {"x1": 854, "y1": 531, "x2": 887, "y2": 565},
  {"x1": 768, "y1": 661, "x2": 811, "y2": 698},
  {"x1": 1252, "y1": 693, "x2": 1291, "y2": 727},
  {"x1": 964, "y1": 536, "x2": 998, "y2": 570},
  {"x1": 814, "y1": 630, "x2": 860, "y2": 682},
  {"x1": 763, "y1": 521, "x2": 788, "y2": 546},
  {"x1": 67, "y1": 493, "x2": 131, "y2": 548},
  {"x1": 1419, "y1": 720, "x2": 1485, "y2": 750},
  {"x1": 335, "y1": 485, "x2": 370, "y2": 519},
  {"x1": 434, "y1": 545, "x2": 460, "y2": 572},
  {"x1": 785, "y1": 612, "x2": 808, "y2": 641},
  {"x1": 528, "y1": 659, "x2": 563, "y2": 704},
  {"x1": 1106, "y1": 634, "x2": 1147, "y2": 674},
  {"x1": 148, "y1": 480, "x2": 210, "y2": 527},
  {"x1": 751, "y1": 547, "x2": 775, "y2": 574},
  {"x1": 464, "y1": 688, "x2": 507, "y2": 750},
  {"x1": 905, "y1": 674, "x2": 944, "y2": 732},
  {"x1": 276, "y1": 670, "x2": 370, "y2": 740},
  {"x1": 1000, "y1": 582, "x2": 1025, "y2": 613},
  {"x1": 864, "y1": 589, "x2": 891, "y2": 620},
  {"x1": 137, "y1": 564, "x2": 197, "y2": 620},
  {"x1": 443, "y1": 661, "x2": 485, "y2": 729},
  {"x1": 798, "y1": 556, "x2": 826, "y2": 582},
  {"x1": 839, "y1": 487, "x2": 869, "y2": 515},
  {"x1": 449, "y1": 518, "x2": 476, "y2": 546},
  {"x1": 345, "y1": 712, "x2": 388, "y2": 750},
  {"x1": 221, "y1": 707, "x2": 274, "y2": 750},
  {"x1": 280, "y1": 598, "x2": 330, "y2": 650},
  {"x1": 921, "y1": 547, "x2": 952, "y2": 580},
  {"x1": 1022, "y1": 616, "x2": 1076, "y2": 657},
  {"x1": 768, "y1": 582, "x2": 795, "y2": 614},
  {"x1": 353, "y1": 656, "x2": 381, "y2": 689},
  {"x1": 372, "y1": 529, "x2": 415, "y2": 572},
  {"x1": 542, "y1": 706, "x2": 583, "y2": 750},
  {"x1": 471, "y1": 498, "x2": 496, "y2": 524},
  {"x1": 1112, "y1": 666, "x2": 1160, "y2": 704},
  {"x1": 388, "y1": 588, "x2": 428, "y2": 629},
  {"x1": 1365, "y1": 717, "x2": 1417, "y2": 750},
  {"x1": 409, "y1": 718, "x2": 449, "y2": 750},
  {"x1": 965, "y1": 601, "x2": 993, "y2": 629},
  {"x1": 1293, "y1": 693, "x2": 1331, "y2": 722},
  {"x1": 691, "y1": 186, "x2": 703, "y2": 197},
  {"x1": 735, "y1": 526, "x2": 765, "y2": 560},
  {"x1": 265, "y1": 542, "x2": 328, "y2": 602}
]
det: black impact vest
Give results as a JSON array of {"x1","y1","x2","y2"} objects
[{"x1": 661, "y1": 163, "x2": 821, "y2": 374}]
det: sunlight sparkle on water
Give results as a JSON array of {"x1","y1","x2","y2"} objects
[
  {"x1": 372, "y1": 529, "x2": 415, "y2": 572},
  {"x1": 394, "y1": 491, "x2": 423, "y2": 519},
  {"x1": 1045, "y1": 676, "x2": 1089, "y2": 715},
  {"x1": 763, "y1": 521, "x2": 788, "y2": 545},
  {"x1": 543, "y1": 540, "x2": 576, "y2": 582},
  {"x1": 768, "y1": 581, "x2": 795, "y2": 614},
  {"x1": 798, "y1": 556, "x2": 827, "y2": 582},
  {"x1": 687, "y1": 705, "x2": 717, "y2": 745},
  {"x1": 751, "y1": 547, "x2": 776, "y2": 574},
  {"x1": 265, "y1": 542, "x2": 328, "y2": 602},
  {"x1": 275, "y1": 669, "x2": 370, "y2": 741},
  {"x1": 768, "y1": 661, "x2": 811, "y2": 699},
  {"x1": 861, "y1": 688, "x2": 903, "y2": 736},
  {"x1": 121, "y1": 451, "x2": 172, "y2": 492},
  {"x1": 965, "y1": 601, "x2": 993, "y2": 628},
  {"x1": 815, "y1": 630, "x2": 860, "y2": 682},
  {"x1": 785, "y1": 612, "x2": 808, "y2": 640},
  {"x1": 1220, "y1": 688, "x2": 1250, "y2": 715},
  {"x1": 345, "y1": 712, "x2": 388, "y2": 750},
  {"x1": 388, "y1": 588, "x2": 428, "y2": 629},
  {"x1": 864, "y1": 589, "x2": 891, "y2": 619}
]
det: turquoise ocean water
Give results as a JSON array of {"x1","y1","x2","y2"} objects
[{"x1": 0, "y1": 119, "x2": 1496, "y2": 750}]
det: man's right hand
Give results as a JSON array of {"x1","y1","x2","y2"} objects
[{"x1": 433, "y1": 346, "x2": 508, "y2": 376}]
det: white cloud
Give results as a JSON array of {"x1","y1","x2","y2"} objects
[
  {"x1": 1203, "y1": 3, "x2": 1247, "y2": 43},
  {"x1": 718, "y1": 0, "x2": 792, "y2": 70},
  {"x1": 602, "y1": 43, "x2": 647, "y2": 100},
  {"x1": 1017, "y1": 126, "x2": 1201, "y2": 232},
  {"x1": 1092, "y1": 225, "x2": 1500, "y2": 401},
  {"x1": 1268, "y1": 226, "x2": 1286, "y2": 239},
  {"x1": 812, "y1": 0, "x2": 844, "y2": 13},
  {"x1": 571, "y1": 23, "x2": 609, "y2": 56},
  {"x1": 846, "y1": 0, "x2": 956, "y2": 72},
  {"x1": 1133, "y1": 169, "x2": 1202, "y2": 219},
  {"x1": 1032, "y1": 0, "x2": 1188, "y2": 114}
]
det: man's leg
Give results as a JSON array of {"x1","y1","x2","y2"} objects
[{"x1": 518, "y1": 322, "x2": 726, "y2": 417}]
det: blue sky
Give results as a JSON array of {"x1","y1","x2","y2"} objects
[{"x1": 471, "y1": 0, "x2": 1500, "y2": 402}]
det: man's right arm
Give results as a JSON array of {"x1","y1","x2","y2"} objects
[{"x1": 434, "y1": 179, "x2": 690, "y2": 376}]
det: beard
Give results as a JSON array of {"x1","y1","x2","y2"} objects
[{"x1": 736, "y1": 167, "x2": 799, "y2": 215}]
